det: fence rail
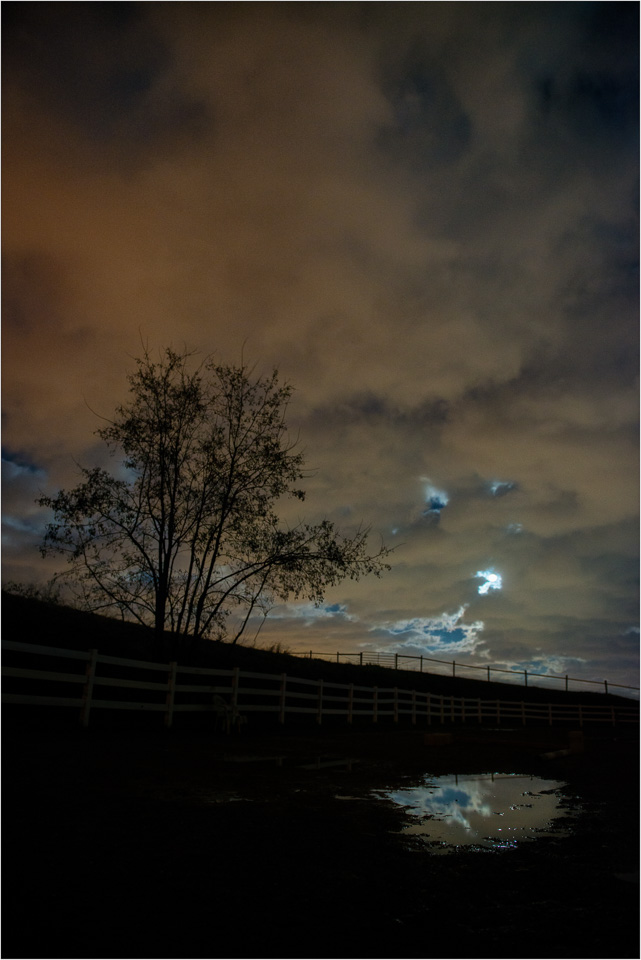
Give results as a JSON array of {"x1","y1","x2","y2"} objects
[
  {"x1": 290, "y1": 650, "x2": 640, "y2": 698},
  {"x1": 2, "y1": 640, "x2": 639, "y2": 731}
]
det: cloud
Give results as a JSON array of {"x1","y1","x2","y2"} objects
[
  {"x1": 1, "y1": 4, "x2": 637, "y2": 688},
  {"x1": 1, "y1": 452, "x2": 56, "y2": 581},
  {"x1": 486, "y1": 480, "x2": 517, "y2": 498},
  {"x1": 270, "y1": 602, "x2": 355, "y2": 624},
  {"x1": 363, "y1": 605, "x2": 486, "y2": 657}
]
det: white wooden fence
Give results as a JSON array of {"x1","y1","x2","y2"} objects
[{"x1": 2, "y1": 640, "x2": 639, "y2": 731}]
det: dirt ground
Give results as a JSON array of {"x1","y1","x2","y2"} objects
[{"x1": 3, "y1": 721, "x2": 639, "y2": 960}]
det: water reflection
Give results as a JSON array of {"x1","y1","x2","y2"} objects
[{"x1": 378, "y1": 773, "x2": 571, "y2": 852}]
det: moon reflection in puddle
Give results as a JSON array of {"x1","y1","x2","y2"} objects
[{"x1": 376, "y1": 773, "x2": 572, "y2": 853}]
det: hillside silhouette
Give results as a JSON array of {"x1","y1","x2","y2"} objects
[{"x1": 2, "y1": 590, "x2": 633, "y2": 708}]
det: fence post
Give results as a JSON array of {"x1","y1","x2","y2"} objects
[
  {"x1": 420, "y1": 656, "x2": 423, "y2": 673},
  {"x1": 487, "y1": 666, "x2": 491, "y2": 682},
  {"x1": 279, "y1": 673, "x2": 287, "y2": 725},
  {"x1": 164, "y1": 661, "x2": 177, "y2": 729},
  {"x1": 359, "y1": 652, "x2": 363, "y2": 666},
  {"x1": 336, "y1": 652, "x2": 340, "y2": 664},
  {"x1": 317, "y1": 679, "x2": 324, "y2": 725},
  {"x1": 348, "y1": 683, "x2": 354, "y2": 724},
  {"x1": 604, "y1": 680, "x2": 608, "y2": 695},
  {"x1": 79, "y1": 649, "x2": 98, "y2": 728},
  {"x1": 373, "y1": 686, "x2": 378, "y2": 724},
  {"x1": 394, "y1": 653, "x2": 398, "y2": 670}
]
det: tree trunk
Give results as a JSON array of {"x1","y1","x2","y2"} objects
[{"x1": 153, "y1": 589, "x2": 168, "y2": 658}]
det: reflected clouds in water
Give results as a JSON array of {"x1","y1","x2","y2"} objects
[{"x1": 379, "y1": 773, "x2": 570, "y2": 851}]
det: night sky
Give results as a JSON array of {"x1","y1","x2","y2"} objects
[{"x1": 2, "y1": 3, "x2": 639, "y2": 690}]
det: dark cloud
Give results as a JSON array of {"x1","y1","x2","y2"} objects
[
  {"x1": 2, "y1": 252, "x2": 67, "y2": 335},
  {"x1": 304, "y1": 393, "x2": 450, "y2": 430},
  {"x1": 379, "y1": 56, "x2": 472, "y2": 168},
  {"x1": 2, "y1": 2, "x2": 209, "y2": 162}
]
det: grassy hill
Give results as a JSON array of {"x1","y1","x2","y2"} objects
[{"x1": 2, "y1": 590, "x2": 634, "y2": 707}]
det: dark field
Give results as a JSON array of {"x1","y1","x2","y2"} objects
[{"x1": 3, "y1": 722, "x2": 639, "y2": 960}]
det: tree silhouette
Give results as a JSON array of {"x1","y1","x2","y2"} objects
[{"x1": 38, "y1": 347, "x2": 390, "y2": 652}]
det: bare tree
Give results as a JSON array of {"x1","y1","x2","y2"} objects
[{"x1": 38, "y1": 347, "x2": 390, "y2": 652}]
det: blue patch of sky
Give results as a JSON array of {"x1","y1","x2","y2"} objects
[
  {"x1": 2, "y1": 452, "x2": 54, "y2": 551},
  {"x1": 422, "y1": 480, "x2": 449, "y2": 517},
  {"x1": 2, "y1": 451, "x2": 48, "y2": 546},
  {"x1": 378, "y1": 607, "x2": 485, "y2": 655},
  {"x1": 434, "y1": 787, "x2": 473, "y2": 807},
  {"x1": 1, "y1": 514, "x2": 45, "y2": 552},
  {"x1": 2, "y1": 447, "x2": 43, "y2": 476},
  {"x1": 388, "y1": 620, "x2": 469, "y2": 643},
  {"x1": 514, "y1": 659, "x2": 548, "y2": 673},
  {"x1": 434, "y1": 627, "x2": 471, "y2": 646},
  {"x1": 383, "y1": 780, "x2": 491, "y2": 826},
  {"x1": 497, "y1": 655, "x2": 589, "y2": 679},
  {"x1": 2, "y1": 515, "x2": 40, "y2": 534}
]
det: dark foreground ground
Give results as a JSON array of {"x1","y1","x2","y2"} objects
[{"x1": 3, "y1": 720, "x2": 639, "y2": 960}]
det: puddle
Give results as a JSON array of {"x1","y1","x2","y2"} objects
[{"x1": 376, "y1": 773, "x2": 572, "y2": 853}]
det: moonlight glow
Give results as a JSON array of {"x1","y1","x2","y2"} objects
[{"x1": 476, "y1": 570, "x2": 503, "y2": 595}]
